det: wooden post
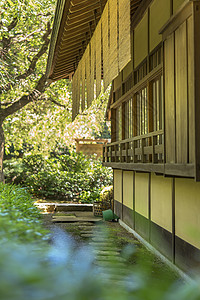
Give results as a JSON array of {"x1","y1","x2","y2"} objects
[
  {"x1": 111, "y1": 109, "x2": 116, "y2": 142},
  {"x1": 193, "y1": 2, "x2": 200, "y2": 181},
  {"x1": 152, "y1": 135, "x2": 158, "y2": 163},
  {"x1": 133, "y1": 94, "x2": 137, "y2": 137},
  {"x1": 141, "y1": 138, "x2": 146, "y2": 163},
  {"x1": 148, "y1": 81, "x2": 153, "y2": 133}
]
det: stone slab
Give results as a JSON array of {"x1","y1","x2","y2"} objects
[{"x1": 52, "y1": 217, "x2": 102, "y2": 223}]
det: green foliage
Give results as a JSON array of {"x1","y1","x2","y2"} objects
[
  {"x1": 3, "y1": 80, "x2": 72, "y2": 155},
  {"x1": 0, "y1": 0, "x2": 72, "y2": 156},
  {"x1": 100, "y1": 185, "x2": 113, "y2": 202},
  {"x1": 0, "y1": 0, "x2": 53, "y2": 91},
  {"x1": 0, "y1": 225, "x2": 198, "y2": 300},
  {"x1": 0, "y1": 182, "x2": 48, "y2": 242},
  {"x1": 4, "y1": 151, "x2": 113, "y2": 202},
  {"x1": 65, "y1": 90, "x2": 111, "y2": 148},
  {"x1": 1, "y1": 0, "x2": 110, "y2": 158}
]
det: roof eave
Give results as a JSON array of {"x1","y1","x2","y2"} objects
[{"x1": 46, "y1": 0, "x2": 70, "y2": 79}]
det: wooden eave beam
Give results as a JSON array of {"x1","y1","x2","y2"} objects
[
  {"x1": 54, "y1": 56, "x2": 80, "y2": 69},
  {"x1": 70, "y1": 0, "x2": 93, "y2": 6},
  {"x1": 67, "y1": 12, "x2": 100, "y2": 27},
  {"x1": 60, "y1": 28, "x2": 89, "y2": 44},
  {"x1": 66, "y1": 9, "x2": 101, "y2": 25},
  {"x1": 52, "y1": 67, "x2": 74, "y2": 78},
  {"x1": 69, "y1": 1, "x2": 102, "y2": 15},
  {"x1": 63, "y1": 21, "x2": 95, "y2": 35},
  {"x1": 64, "y1": 15, "x2": 99, "y2": 33},
  {"x1": 58, "y1": 38, "x2": 85, "y2": 53},
  {"x1": 54, "y1": 61, "x2": 78, "y2": 72},
  {"x1": 58, "y1": 44, "x2": 84, "y2": 59},
  {"x1": 56, "y1": 45, "x2": 83, "y2": 61},
  {"x1": 49, "y1": 0, "x2": 108, "y2": 80}
]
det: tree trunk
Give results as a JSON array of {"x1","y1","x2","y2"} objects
[{"x1": 0, "y1": 124, "x2": 5, "y2": 182}]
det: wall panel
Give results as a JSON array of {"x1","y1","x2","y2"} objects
[
  {"x1": 114, "y1": 73, "x2": 122, "y2": 90},
  {"x1": 151, "y1": 174, "x2": 172, "y2": 232},
  {"x1": 123, "y1": 61, "x2": 133, "y2": 80},
  {"x1": 119, "y1": 0, "x2": 131, "y2": 71},
  {"x1": 114, "y1": 170, "x2": 122, "y2": 203},
  {"x1": 134, "y1": 12, "x2": 148, "y2": 68},
  {"x1": 135, "y1": 172, "x2": 149, "y2": 218},
  {"x1": 173, "y1": 0, "x2": 185, "y2": 14},
  {"x1": 123, "y1": 171, "x2": 133, "y2": 209},
  {"x1": 175, "y1": 178, "x2": 200, "y2": 249},
  {"x1": 149, "y1": 0, "x2": 170, "y2": 52}
]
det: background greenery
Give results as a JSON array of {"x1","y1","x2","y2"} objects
[{"x1": 4, "y1": 151, "x2": 113, "y2": 202}]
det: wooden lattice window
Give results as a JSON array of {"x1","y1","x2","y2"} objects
[
  {"x1": 124, "y1": 98, "x2": 133, "y2": 139},
  {"x1": 116, "y1": 105, "x2": 122, "y2": 141},
  {"x1": 136, "y1": 87, "x2": 148, "y2": 136}
]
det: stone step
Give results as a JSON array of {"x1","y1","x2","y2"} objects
[
  {"x1": 96, "y1": 255, "x2": 126, "y2": 263},
  {"x1": 93, "y1": 250, "x2": 120, "y2": 256},
  {"x1": 100, "y1": 267, "x2": 129, "y2": 276},
  {"x1": 94, "y1": 260, "x2": 127, "y2": 268},
  {"x1": 80, "y1": 234, "x2": 94, "y2": 238},
  {"x1": 89, "y1": 242, "x2": 119, "y2": 249},
  {"x1": 92, "y1": 237, "x2": 117, "y2": 242}
]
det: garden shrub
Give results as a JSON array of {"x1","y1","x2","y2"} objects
[
  {"x1": 4, "y1": 151, "x2": 113, "y2": 203},
  {"x1": 100, "y1": 186, "x2": 113, "y2": 202},
  {"x1": 0, "y1": 182, "x2": 48, "y2": 243}
]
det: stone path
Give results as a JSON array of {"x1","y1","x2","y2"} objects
[
  {"x1": 57, "y1": 219, "x2": 132, "y2": 285},
  {"x1": 43, "y1": 210, "x2": 179, "y2": 287}
]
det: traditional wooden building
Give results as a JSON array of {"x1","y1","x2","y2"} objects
[{"x1": 47, "y1": 0, "x2": 200, "y2": 272}]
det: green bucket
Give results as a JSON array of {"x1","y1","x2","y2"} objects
[{"x1": 102, "y1": 209, "x2": 119, "y2": 221}]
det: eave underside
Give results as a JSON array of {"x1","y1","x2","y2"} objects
[{"x1": 48, "y1": 0, "x2": 143, "y2": 81}]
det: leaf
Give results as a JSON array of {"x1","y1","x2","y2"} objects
[{"x1": 7, "y1": 0, "x2": 14, "y2": 6}]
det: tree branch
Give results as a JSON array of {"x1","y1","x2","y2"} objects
[
  {"x1": 2, "y1": 74, "x2": 47, "y2": 120},
  {"x1": 48, "y1": 98, "x2": 67, "y2": 108},
  {"x1": 7, "y1": 17, "x2": 18, "y2": 32},
  {"x1": 1, "y1": 102, "x2": 13, "y2": 107},
  {"x1": 0, "y1": 21, "x2": 51, "y2": 95},
  {"x1": 1, "y1": 18, "x2": 18, "y2": 53}
]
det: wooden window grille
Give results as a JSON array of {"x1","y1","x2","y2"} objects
[
  {"x1": 113, "y1": 87, "x2": 122, "y2": 102},
  {"x1": 134, "y1": 60, "x2": 147, "y2": 85},
  {"x1": 122, "y1": 73, "x2": 133, "y2": 95},
  {"x1": 149, "y1": 46, "x2": 162, "y2": 72},
  {"x1": 116, "y1": 105, "x2": 122, "y2": 141},
  {"x1": 124, "y1": 98, "x2": 133, "y2": 139}
]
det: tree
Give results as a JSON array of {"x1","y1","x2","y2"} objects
[
  {"x1": 0, "y1": 0, "x2": 110, "y2": 181},
  {"x1": 0, "y1": 0, "x2": 65, "y2": 180},
  {"x1": 3, "y1": 79, "x2": 72, "y2": 155}
]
